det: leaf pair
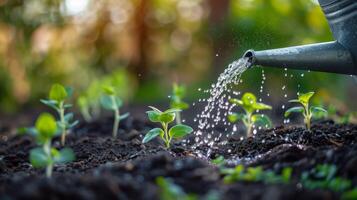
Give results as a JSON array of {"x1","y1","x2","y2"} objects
[
  {"x1": 230, "y1": 93, "x2": 271, "y2": 114},
  {"x1": 30, "y1": 147, "x2": 75, "y2": 168},
  {"x1": 142, "y1": 124, "x2": 193, "y2": 143}
]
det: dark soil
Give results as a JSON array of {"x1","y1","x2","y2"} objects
[{"x1": 1, "y1": 115, "x2": 357, "y2": 200}]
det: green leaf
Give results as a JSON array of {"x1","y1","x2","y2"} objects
[
  {"x1": 342, "y1": 189, "x2": 357, "y2": 200},
  {"x1": 253, "y1": 103, "x2": 272, "y2": 110},
  {"x1": 64, "y1": 113, "x2": 74, "y2": 122},
  {"x1": 288, "y1": 99, "x2": 300, "y2": 103},
  {"x1": 18, "y1": 127, "x2": 38, "y2": 137},
  {"x1": 310, "y1": 106, "x2": 327, "y2": 115},
  {"x1": 63, "y1": 104, "x2": 73, "y2": 108},
  {"x1": 170, "y1": 101, "x2": 189, "y2": 110},
  {"x1": 164, "y1": 108, "x2": 181, "y2": 114},
  {"x1": 40, "y1": 99, "x2": 58, "y2": 110},
  {"x1": 169, "y1": 124, "x2": 193, "y2": 138},
  {"x1": 119, "y1": 112, "x2": 130, "y2": 121},
  {"x1": 159, "y1": 112, "x2": 176, "y2": 123},
  {"x1": 35, "y1": 113, "x2": 57, "y2": 139},
  {"x1": 228, "y1": 113, "x2": 245, "y2": 123},
  {"x1": 65, "y1": 86, "x2": 74, "y2": 98},
  {"x1": 69, "y1": 120, "x2": 79, "y2": 128},
  {"x1": 147, "y1": 110, "x2": 161, "y2": 122},
  {"x1": 54, "y1": 148, "x2": 75, "y2": 163},
  {"x1": 229, "y1": 98, "x2": 243, "y2": 105},
  {"x1": 30, "y1": 147, "x2": 50, "y2": 168},
  {"x1": 242, "y1": 93, "x2": 256, "y2": 106},
  {"x1": 173, "y1": 83, "x2": 186, "y2": 98},
  {"x1": 49, "y1": 84, "x2": 68, "y2": 102},
  {"x1": 103, "y1": 85, "x2": 115, "y2": 95},
  {"x1": 281, "y1": 167, "x2": 292, "y2": 183},
  {"x1": 100, "y1": 95, "x2": 116, "y2": 110},
  {"x1": 284, "y1": 106, "x2": 305, "y2": 117},
  {"x1": 148, "y1": 106, "x2": 162, "y2": 113},
  {"x1": 252, "y1": 114, "x2": 272, "y2": 128},
  {"x1": 298, "y1": 92, "x2": 315, "y2": 104},
  {"x1": 142, "y1": 128, "x2": 163, "y2": 143}
]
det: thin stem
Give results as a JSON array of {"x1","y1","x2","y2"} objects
[
  {"x1": 163, "y1": 123, "x2": 170, "y2": 148},
  {"x1": 43, "y1": 140, "x2": 53, "y2": 178},
  {"x1": 59, "y1": 101, "x2": 66, "y2": 146},
  {"x1": 175, "y1": 111, "x2": 181, "y2": 125},
  {"x1": 304, "y1": 104, "x2": 311, "y2": 130},
  {"x1": 246, "y1": 113, "x2": 253, "y2": 137},
  {"x1": 113, "y1": 109, "x2": 120, "y2": 138},
  {"x1": 46, "y1": 163, "x2": 53, "y2": 178}
]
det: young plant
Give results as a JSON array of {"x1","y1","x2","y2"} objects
[
  {"x1": 228, "y1": 92, "x2": 272, "y2": 137},
  {"x1": 156, "y1": 177, "x2": 197, "y2": 200},
  {"x1": 40, "y1": 83, "x2": 78, "y2": 146},
  {"x1": 29, "y1": 113, "x2": 75, "y2": 178},
  {"x1": 100, "y1": 86, "x2": 129, "y2": 138},
  {"x1": 77, "y1": 95, "x2": 92, "y2": 122},
  {"x1": 285, "y1": 92, "x2": 327, "y2": 130},
  {"x1": 142, "y1": 106, "x2": 193, "y2": 148},
  {"x1": 170, "y1": 83, "x2": 189, "y2": 124}
]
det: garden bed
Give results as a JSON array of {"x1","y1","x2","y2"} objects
[{"x1": 1, "y1": 115, "x2": 357, "y2": 200}]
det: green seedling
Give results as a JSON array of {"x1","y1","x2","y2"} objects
[
  {"x1": 222, "y1": 165, "x2": 292, "y2": 184},
  {"x1": 285, "y1": 92, "x2": 327, "y2": 130},
  {"x1": 29, "y1": 113, "x2": 75, "y2": 178},
  {"x1": 40, "y1": 83, "x2": 78, "y2": 146},
  {"x1": 211, "y1": 155, "x2": 226, "y2": 168},
  {"x1": 77, "y1": 95, "x2": 92, "y2": 122},
  {"x1": 170, "y1": 83, "x2": 189, "y2": 124},
  {"x1": 100, "y1": 86, "x2": 129, "y2": 138},
  {"x1": 228, "y1": 92, "x2": 272, "y2": 137},
  {"x1": 142, "y1": 106, "x2": 193, "y2": 148},
  {"x1": 301, "y1": 164, "x2": 352, "y2": 192}
]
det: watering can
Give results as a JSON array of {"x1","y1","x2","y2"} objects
[{"x1": 243, "y1": 0, "x2": 357, "y2": 75}]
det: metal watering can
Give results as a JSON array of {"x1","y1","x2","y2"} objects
[{"x1": 244, "y1": 0, "x2": 357, "y2": 75}]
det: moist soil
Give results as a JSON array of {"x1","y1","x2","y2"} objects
[{"x1": 1, "y1": 115, "x2": 357, "y2": 200}]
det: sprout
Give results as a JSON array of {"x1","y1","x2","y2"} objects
[
  {"x1": 285, "y1": 92, "x2": 327, "y2": 130},
  {"x1": 142, "y1": 106, "x2": 193, "y2": 148},
  {"x1": 100, "y1": 86, "x2": 129, "y2": 138},
  {"x1": 29, "y1": 113, "x2": 75, "y2": 178},
  {"x1": 40, "y1": 83, "x2": 78, "y2": 146},
  {"x1": 170, "y1": 83, "x2": 189, "y2": 124},
  {"x1": 228, "y1": 92, "x2": 272, "y2": 137}
]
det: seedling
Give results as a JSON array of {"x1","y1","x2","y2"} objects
[
  {"x1": 100, "y1": 86, "x2": 129, "y2": 138},
  {"x1": 142, "y1": 106, "x2": 193, "y2": 148},
  {"x1": 222, "y1": 165, "x2": 292, "y2": 184},
  {"x1": 29, "y1": 113, "x2": 75, "y2": 178},
  {"x1": 41, "y1": 83, "x2": 78, "y2": 146},
  {"x1": 77, "y1": 95, "x2": 92, "y2": 122},
  {"x1": 228, "y1": 92, "x2": 272, "y2": 137},
  {"x1": 301, "y1": 164, "x2": 351, "y2": 192},
  {"x1": 285, "y1": 92, "x2": 327, "y2": 130},
  {"x1": 211, "y1": 155, "x2": 226, "y2": 168},
  {"x1": 170, "y1": 83, "x2": 189, "y2": 124}
]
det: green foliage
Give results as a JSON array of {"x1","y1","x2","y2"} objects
[
  {"x1": 342, "y1": 188, "x2": 357, "y2": 200},
  {"x1": 222, "y1": 165, "x2": 292, "y2": 184},
  {"x1": 29, "y1": 113, "x2": 75, "y2": 178},
  {"x1": 285, "y1": 92, "x2": 327, "y2": 130},
  {"x1": 301, "y1": 164, "x2": 351, "y2": 193},
  {"x1": 77, "y1": 96, "x2": 92, "y2": 122},
  {"x1": 211, "y1": 155, "x2": 226, "y2": 167},
  {"x1": 100, "y1": 85, "x2": 129, "y2": 138},
  {"x1": 228, "y1": 92, "x2": 272, "y2": 137},
  {"x1": 170, "y1": 83, "x2": 190, "y2": 124},
  {"x1": 142, "y1": 106, "x2": 193, "y2": 148},
  {"x1": 41, "y1": 83, "x2": 78, "y2": 146}
]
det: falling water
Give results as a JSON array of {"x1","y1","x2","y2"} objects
[{"x1": 192, "y1": 57, "x2": 252, "y2": 152}]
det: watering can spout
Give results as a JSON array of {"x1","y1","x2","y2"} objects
[
  {"x1": 243, "y1": 0, "x2": 357, "y2": 75},
  {"x1": 243, "y1": 41, "x2": 356, "y2": 75}
]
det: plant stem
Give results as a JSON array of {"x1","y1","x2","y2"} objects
[
  {"x1": 59, "y1": 101, "x2": 66, "y2": 146},
  {"x1": 163, "y1": 123, "x2": 170, "y2": 148},
  {"x1": 43, "y1": 140, "x2": 52, "y2": 178},
  {"x1": 246, "y1": 113, "x2": 253, "y2": 137},
  {"x1": 304, "y1": 105, "x2": 311, "y2": 130},
  {"x1": 113, "y1": 109, "x2": 120, "y2": 138},
  {"x1": 175, "y1": 111, "x2": 181, "y2": 124}
]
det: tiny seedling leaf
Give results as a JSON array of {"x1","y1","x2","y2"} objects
[
  {"x1": 49, "y1": 84, "x2": 68, "y2": 102},
  {"x1": 54, "y1": 148, "x2": 75, "y2": 163},
  {"x1": 148, "y1": 106, "x2": 162, "y2": 113},
  {"x1": 103, "y1": 85, "x2": 115, "y2": 95},
  {"x1": 40, "y1": 99, "x2": 58, "y2": 110},
  {"x1": 64, "y1": 113, "x2": 74, "y2": 122},
  {"x1": 100, "y1": 95, "x2": 116, "y2": 110},
  {"x1": 63, "y1": 104, "x2": 73, "y2": 108},
  {"x1": 253, "y1": 103, "x2": 272, "y2": 110},
  {"x1": 242, "y1": 93, "x2": 256, "y2": 106},
  {"x1": 171, "y1": 101, "x2": 189, "y2": 110},
  {"x1": 252, "y1": 114, "x2": 272, "y2": 128},
  {"x1": 169, "y1": 124, "x2": 193, "y2": 138},
  {"x1": 164, "y1": 108, "x2": 181, "y2": 114},
  {"x1": 30, "y1": 147, "x2": 49, "y2": 168},
  {"x1": 310, "y1": 106, "x2": 327, "y2": 115},
  {"x1": 159, "y1": 112, "x2": 176, "y2": 123},
  {"x1": 298, "y1": 92, "x2": 315, "y2": 105},
  {"x1": 147, "y1": 110, "x2": 161, "y2": 122},
  {"x1": 119, "y1": 112, "x2": 130, "y2": 121},
  {"x1": 142, "y1": 128, "x2": 163, "y2": 143},
  {"x1": 228, "y1": 113, "x2": 245, "y2": 123},
  {"x1": 229, "y1": 98, "x2": 243, "y2": 105},
  {"x1": 35, "y1": 113, "x2": 57, "y2": 139},
  {"x1": 284, "y1": 106, "x2": 305, "y2": 117}
]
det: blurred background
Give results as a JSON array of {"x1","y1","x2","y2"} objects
[{"x1": 0, "y1": 0, "x2": 356, "y2": 115}]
